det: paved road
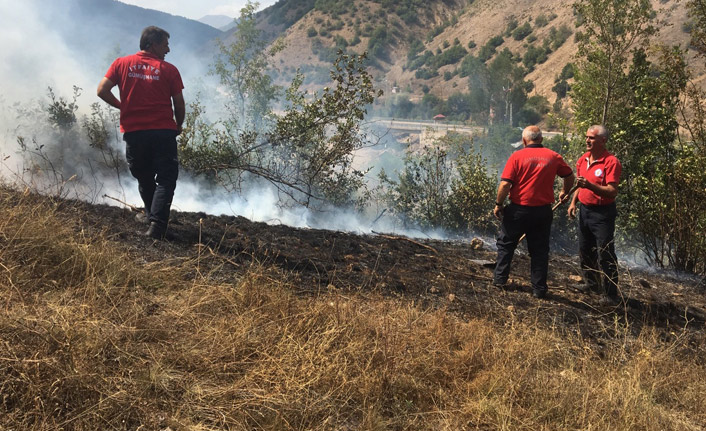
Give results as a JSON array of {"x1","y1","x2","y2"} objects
[{"x1": 369, "y1": 117, "x2": 565, "y2": 140}]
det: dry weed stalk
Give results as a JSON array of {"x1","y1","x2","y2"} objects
[{"x1": 0, "y1": 186, "x2": 705, "y2": 430}]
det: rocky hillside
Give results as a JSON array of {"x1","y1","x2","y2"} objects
[{"x1": 247, "y1": 0, "x2": 696, "y2": 105}]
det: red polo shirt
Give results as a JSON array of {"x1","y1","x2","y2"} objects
[
  {"x1": 501, "y1": 144, "x2": 573, "y2": 206},
  {"x1": 105, "y1": 52, "x2": 184, "y2": 133},
  {"x1": 576, "y1": 150, "x2": 621, "y2": 206}
]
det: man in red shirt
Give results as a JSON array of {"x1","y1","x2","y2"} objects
[
  {"x1": 568, "y1": 125, "x2": 622, "y2": 305},
  {"x1": 97, "y1": 26, "x2": 185, "y2": 239},
  {"x1": 493, "y1": 126, "x2": 575, "y2": 299}
]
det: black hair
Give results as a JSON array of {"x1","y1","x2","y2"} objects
[{"x1": 140, "y1": 26, "x2": 170, "y2": 50}]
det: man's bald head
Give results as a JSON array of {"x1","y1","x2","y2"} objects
[{"x1": 522, "y1": 125, "x2": 543, "y2": 145}]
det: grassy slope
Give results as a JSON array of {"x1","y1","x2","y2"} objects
[{"x1": 1, "y1": 186, "x2": 705, "y2": 430}]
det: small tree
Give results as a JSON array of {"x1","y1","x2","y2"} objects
[
  {"x1": 571, "y1": 0, "x2": 656, "y2": 127},
  {"x1": 180, "y1": 51, "x2": 382, "y2": 209},
  {"x1": 381, "y1": 145, "x2": 453, "y2": 229},
  {"x1": 447, "y1": 145, "x2": 497, "y2": 234},
  {"x1": 46, "y1": 86, "x2": 81, "y2": 131},
  {"x1": 212, "y1": 1, "x2": 285, "y2": 132},
  {"x1": 687, "y1": 0, "x2": 706, "y2": 56}
]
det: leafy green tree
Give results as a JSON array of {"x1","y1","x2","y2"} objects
[
  {"x1": 612, "y1": 49, "x2": 683, "y2": 263},
  {"x1": 571, "y1": 0, "x2": 656, "y2": 127},
  {"x1": 444, "y1": 92, "x2": 471, "y2": 121},
  {"x1": 379, "y1": 145, "x2": 452, "y2": 229},
  {"x1": 46, "y1": 86, "x2": 80, "y2": 131},
  {"x1": 568, "y1": 0, "x2": 706, "y2": 271},
  {"x1": 367, "y1": 26, "x2": 390, "y2": 62},
  {"x1": 181, "y1": 52, "x2": 381, "y2": 208},
  {"x1": 447, "y1": 145, "x2": 497, "y2": 234},
  {"x1": 212, "y1": 1, "x2": 285, "y2": 132},
  {"x1": 572, "y1": 0, "x2": 705, "y2": 273},
  {"x1": 374, "y1": 133, "x2": 497, "y2": 234},
  {"x1": 407, "y1": 38, "x2": 425, "y2": 61},
  {"x1": 687, "y1": 0, "x2": 706, "y2": 56},
  {"x1": 487, "y1": 49, "x2": 533, "y2": 125}
]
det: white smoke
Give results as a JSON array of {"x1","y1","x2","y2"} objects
[
  {"x1": 0, "y1": 0, "x2": 456, "y2": 241},
  {"x1": 0, "y1": 2, "x2": 93, "y2": 104}
]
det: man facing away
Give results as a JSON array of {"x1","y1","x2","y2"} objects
[
  {"x1": 493, "y1": 126, "x2": 575, "y2": 299},
  {"x1": 97, "y1": 26, "x2": 185, "y2": 239},
  {"x1": 568, "y1": 125, "x2": 622, "y2": 306}
]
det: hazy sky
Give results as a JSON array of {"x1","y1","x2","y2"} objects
[{"x1": 118, "y1": 0, "x2": 279, "y2": 20}]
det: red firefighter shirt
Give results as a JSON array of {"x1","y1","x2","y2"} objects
[
  {"x1": 575, "y1": 150, "x2": 621, "y2": 206},
  {"x1": 501, "y1": 144, "x2": 573, "y2": 206},
  {"x1": 105, "y1": 52, "x2": 184, "y2": 133}
]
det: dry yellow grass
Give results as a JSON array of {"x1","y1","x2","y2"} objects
[{"x1": 1, "y1": 186, "x2": 705, "y2": 430}]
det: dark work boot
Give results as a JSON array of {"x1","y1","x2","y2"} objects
[
  {"x1": 144, "y1": 222, "x2": 167, "y2": 240},
  {"x1": 135, "y1": 210, "x2": 150, "y2": 224},
  {"x1": 532, "y1": 287, "x2": 548, "y2": 299}
]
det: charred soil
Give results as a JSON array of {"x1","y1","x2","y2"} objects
[{"x1": 66, "y1": 194, "x2": 706, "y2": 354}]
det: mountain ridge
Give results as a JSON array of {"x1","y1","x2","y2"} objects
[{"x1": 252, "y1": 0, "x2": 697, "y2": 114}]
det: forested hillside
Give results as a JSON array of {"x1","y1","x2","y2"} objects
[{"x1": 250, "y1": 0, "x2": 695, "y2": 126}]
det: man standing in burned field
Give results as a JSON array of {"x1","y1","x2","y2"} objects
[
  {"x1": 568, "y1": 125, "x2": 622, "y2": 306},
  {"x1": 97, "y1": 25, "x2": 185, "y2": 240},
  {"x1": 492, "y1": 125, "x2": 575, "y2": 299}
]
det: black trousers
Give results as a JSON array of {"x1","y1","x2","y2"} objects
[
  {"x1": 578, "y1": 202, "x2": 618, "y2": 296},
  {"x1": 494, "y1": 203, "x2": 553, "y2": 291},
  {"x1": 124, "y1": 129, "x2": 179, "y2": 226}
]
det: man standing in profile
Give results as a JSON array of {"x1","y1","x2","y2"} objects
[
  {"x1": 493, "y1": 126, "x2": 575, "y2": 299},
  {"x1": 97, "y1": 26, "x2": 185, "y2": 239},
  {"x1": 568, "y1": 125, "x2": 622, "y2": 305}
]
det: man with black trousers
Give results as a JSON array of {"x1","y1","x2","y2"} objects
[
  {"x1": 493, "y1": 125, "x2": 575, "y2": 299},
  {"x1": 568, "y1": 125, "x2": 622, "y2": 305},
  {"x1": 97, "y1": 26, "x2": 185, "y2": 239}
]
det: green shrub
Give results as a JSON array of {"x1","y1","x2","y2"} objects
[
  {"x1": 478, "y1": 44, "x2": 496, "y2": 62},
  {"x1": 431, "y1": 44, "x2": 468, "y2": 68},
  {"x1": 512, "y1": 22, "x2": 532, "y2": 40},
  {"x1": 505, "y1": 18, "x2": 519, "y2": 37},
  {"x1": 408, "y1": 50, "x2": 434, "y2": 70},
  {"x1": 407, "y1": 38, "x2": 425, "y2": 61},
  {"x1": 547, "y1": 25, "x2": 573, "y2": 50},
  {"x1": 334, "y1": 35, "x2": 348, "y2": 48},
  {"x1": 489, "y1": 35, "x2": 504, "y2": 47},
  {"x1": 535, "y1": 14, "x2": 549, "y2": 28},
  {"x1": 448, "y1": 144, "x2": 497, "y2": 234},
  {"x1": 415, "y1": 67, "x2": 438, "y2": 79},
  {"x1": 367, "y1": 25, "x2": 390, "y2": 61},
  {"x1": 522, "y1": 44, "x2": 549, "y2": 69}
]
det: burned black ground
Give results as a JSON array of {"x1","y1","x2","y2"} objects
[{"x1": 62, "y1": 195, "x2": 706, "y2": 356}]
